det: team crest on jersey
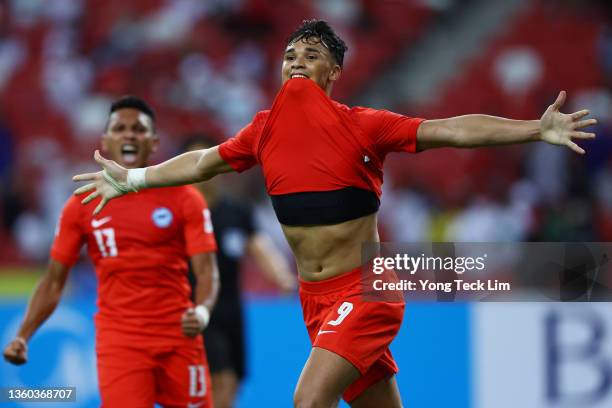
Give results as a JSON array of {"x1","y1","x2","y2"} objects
[{"x1": 152, "y1": 207, "x2": 173, "y2": 228}]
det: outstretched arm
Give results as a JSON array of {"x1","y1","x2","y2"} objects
[
  {"x1": 417, "y1": 91, "x2": 597, "y2": 153},
  {"x1": 73, "y1": 146, "x2": 233, "y2": 214},
  {"x1": 3, "y1": 260, "x2": 70, "y2": 365}
]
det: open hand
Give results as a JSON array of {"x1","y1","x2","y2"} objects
[
  {"x1": 3, "y1": 337, "x2": 27, "y2": 365},
  {"x1": 72, "y1": 150, "x2": 128, "y2": 214},
  {"x1": 540, "y1": 91, "x2": 597, "y2": 154}
]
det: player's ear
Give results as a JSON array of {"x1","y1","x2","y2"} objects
[{"x1": 329, "y1": 64, "x2": 341, "y2": 82}]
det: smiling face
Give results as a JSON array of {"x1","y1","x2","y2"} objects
[
  {"x1": 281, "y1": 37, "x2": 342, "y2": 96},
  {"x1": 101, "y1": 108, "x2": 158, "y2": 168}
]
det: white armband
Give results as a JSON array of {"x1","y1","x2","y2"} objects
[
  {"x1": 126, "y1": 168, "x2": 148, "y2": 191},
  {"x1": 194, "y1": 305, "x2": 210, "y2": 329}
]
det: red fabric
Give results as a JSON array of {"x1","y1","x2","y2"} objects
[
  {"x1": 97, "y1": 339, "x2": 212, "y2": 408},
  {"x1": 218, "y1": 78, "x2": 424, "y2": 197},
  {"x1": 50, "y1": 186, "x2": 217, "y2": 348},
  {"x1": 299, "y1": 267, "x2": 405, "y2": 402}
]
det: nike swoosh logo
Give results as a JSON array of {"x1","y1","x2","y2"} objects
[
  {"x1": 317, "y1": 330, "x2": 336, "y2": 335},
  {"x1": 91, "y1": 216, "x2": 112, "y2": 228}
]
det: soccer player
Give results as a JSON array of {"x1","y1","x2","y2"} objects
[
  {"x1": 3, "y1": 96, "x2": 219, "y2": 408},
  {"x1": 71, "y1": 20, "x2": 597, "y2": 408},
  {"x1": 184, "y1": 136, "x2": 297, "y2": 408}
]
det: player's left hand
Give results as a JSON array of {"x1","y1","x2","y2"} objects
[
  {"x1": 539, "y1": 90, "x2": 597, "y2": 154},
  {"x1": 181, "y1": 307, "x2": 208, "y2": 337}
]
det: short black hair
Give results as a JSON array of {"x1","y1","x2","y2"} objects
[
  {"x1": 287, "y1": 19, "x2": 348, "y2": 67},
  {"x1": 110, "y1": 95, "x2": 156, "y2": 122}
]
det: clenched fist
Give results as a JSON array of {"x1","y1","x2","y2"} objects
[
  {"x1": 3, "y1": 337, "x2": 28, "y2": 365},
  {"x1": 181, "y1": 306, "x2": 210, "y2": 337}
]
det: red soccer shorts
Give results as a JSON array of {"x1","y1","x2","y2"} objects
[
  {"x1": 96, "y1": 339, "x2": 212, "y2": 408},
  {"x1": 299, "y1": 266, "x2": 405, "y2": 402}
]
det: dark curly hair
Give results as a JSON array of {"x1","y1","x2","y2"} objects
[{"x1": 287, "y1": 19, "x2": 348, "y2": 67}]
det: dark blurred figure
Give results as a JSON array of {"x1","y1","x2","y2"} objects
[{"x1": 183, "y1": 135, "x2": 297, "y2": 408}]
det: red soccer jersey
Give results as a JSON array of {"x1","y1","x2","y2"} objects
[
  {"x1": 50, "y1": 186, "x2": 217, "y2": 348},
  {"x1": 218, "y1": 78, "x2": 425, "y2": 197}
]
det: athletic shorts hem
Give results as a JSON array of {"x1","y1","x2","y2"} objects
[
  {"x1": 312, "y1": 345, "x2": 365, "y2": 374},
  {"x1": 343, "y1": 367, "x2": 395, "y2": 403}
]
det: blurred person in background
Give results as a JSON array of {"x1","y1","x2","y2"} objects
[
  {"x1": 4, "y1": 96, "x2": 219, "y2": 408},
  {"x1": 184, "y1": 135, "x2": 297, "y2": 408},
  {"x1": 73, "y1": 19, "x2": 597, "y2": 408}
]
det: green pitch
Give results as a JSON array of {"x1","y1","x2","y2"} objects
[{"x1": 0, "y1": 268, "x2": 44, "y2": 297}]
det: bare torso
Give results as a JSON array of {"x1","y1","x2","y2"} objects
[{"x1": 281, "y1": 213, "x2": 379, "y2": 281}]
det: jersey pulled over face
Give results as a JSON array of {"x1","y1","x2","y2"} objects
[
  {"x1": 51, "y1": 186, "x2": 217, "y2": 347},
  {"x1": 218, "y1": 77, "x2": 425, "y2": 198},
  {"x1": 102, "y1": 108, "x2": 158, "y2": 168}
]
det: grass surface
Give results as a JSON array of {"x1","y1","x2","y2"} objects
[{"x1": 0, "y1": 268, "x2": 43, "y2": 297}]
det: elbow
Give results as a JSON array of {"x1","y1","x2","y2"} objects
[{"x1": 195, "y1": 148, "x2": 226, "y2": 182}]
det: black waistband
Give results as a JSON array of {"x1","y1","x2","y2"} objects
[{"x1": 270, "y1": 187, "x2": 380, "y2": 226}]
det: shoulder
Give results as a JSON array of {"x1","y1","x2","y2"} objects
[
  {"x1": 62, "y1": 194, "x2": 85, "y2": 215},
  {"x1": 349, "y1": 105, "x2": 386, "y2": 118},
  {"x1": 349, "y1": 106, "x2": 424, "y2": 128},
  {"x1": 254, "y1": 109, "x2": 270, "y2": 121},
  {"x1": 56, "y1": 194, "x2": 88, "y2": 230},
  {"x1": 64, "y1": 194, "x2": 82, "y2": 208},
  {"x1": 229, "y1": 110, "x2": 270, "y2": 139},
  {"x1": 331, "y1": 100, "x2": 351, "y2": 112},
  {"x1": 344, "y1": 105, "x2": 388, "y2": 132},
  {"x1": 250, "y1": 110, "x2": 270, "y2": 131}
]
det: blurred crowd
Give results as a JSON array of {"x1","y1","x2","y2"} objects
[
  {"x1": 384, "y1": 0, "x2": 612, "y2": 246},
  {"x1": 0, "y1": 0, "x2": 611, "y2": 272}
]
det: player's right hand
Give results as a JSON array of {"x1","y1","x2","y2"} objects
[
  {"x1": 73, "y1": 150, "x2": 128, "y2": 214},
  {"x1": 3, "y1": 337, "x2": 28, "y2": 365}
]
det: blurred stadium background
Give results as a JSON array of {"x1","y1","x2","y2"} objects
[{"x1": 0, "y1": 0, "x2": 611, "y2": 407}]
